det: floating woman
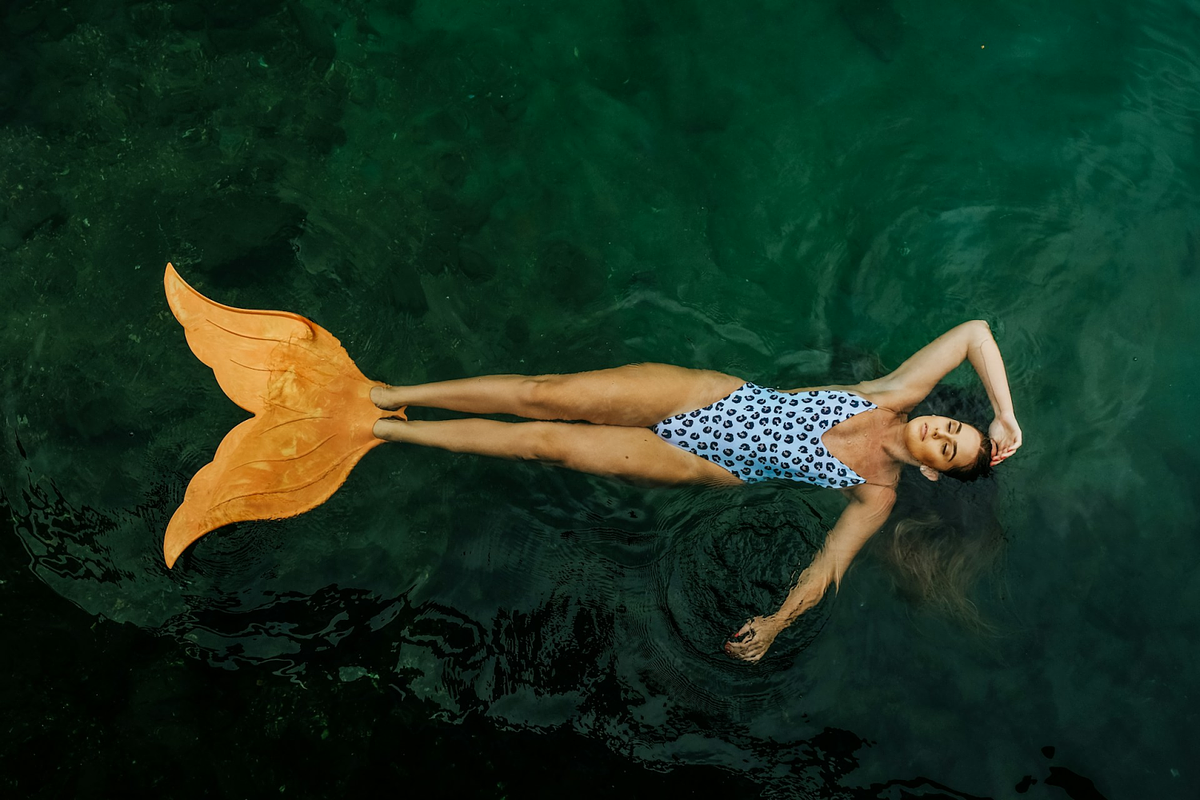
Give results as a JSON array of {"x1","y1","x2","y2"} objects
[{"x1": 163, "y1": 264, "x2": 1021, "y2": 663}]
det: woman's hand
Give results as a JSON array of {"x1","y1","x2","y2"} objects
[
  {"x1": 725, "y1": 614, "x2": 786, "y2": 663},
  {"x1": 723, "y1": 494, "x2": 895, "y2": 665},
  {"x1": 989, "y1": 413, "x2": 1022, "y2": 465}
]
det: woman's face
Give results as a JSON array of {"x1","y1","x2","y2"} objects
[{"x1": 904, "y1": 416, "x2": 983, "y2": 473}]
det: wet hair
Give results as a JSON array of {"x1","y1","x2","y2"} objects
[
  {"x1": 944, "y1": 432, "x2": 993, "y2": 483},
  {"x1": 877, "y1": 498, "x2": 1005, "y2": 632},
  {"x1": 814, "y1": 347, "x2": 1007, "y2": 629},
  {"x1": 871, "y1": 386, "x2": 1004, "y2": 630}
]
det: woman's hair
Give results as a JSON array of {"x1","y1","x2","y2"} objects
[
  {"x1": 944, "y1": 432, "x2": 993, "y2": 483},
  {"x1": 820, "y1": 345, "x2": 1007, "y2": 629},
  {"x1": 876, "y1": 386, "x2": 1006, "y2": 630}
]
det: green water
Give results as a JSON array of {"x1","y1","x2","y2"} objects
[{"x1": 3, "y1": 0, "x2": 1198, "y2": 797}]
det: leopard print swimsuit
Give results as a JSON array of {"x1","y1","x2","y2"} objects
[{"x1": 652, "y1": 383, "x2": 875, "y2": 487}]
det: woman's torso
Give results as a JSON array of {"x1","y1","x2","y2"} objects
[{"x1": 652, "y1": 383, "x2": 902, "y2": 488}]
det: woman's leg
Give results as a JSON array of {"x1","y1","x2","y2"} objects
[
  {"x1": 372, "y1": 363, "x2": 745, "y2": 427},
  {"x1": 372, "y1": 417, "x2": 743, "y2": 487}
]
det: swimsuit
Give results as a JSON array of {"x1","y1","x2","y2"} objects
[{"x1": 652, "y1": 384, "x2": 877, "y2": 488}]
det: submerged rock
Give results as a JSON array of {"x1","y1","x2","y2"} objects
[
  {"x1": 2, "y1": 190, "x2": 68, "y2": 246},
  {"x1": 381, "y1": 264, "x2": 428, "y2": 316},
  {"x1": 183, "y1": 194, "x2": 306, "y2": 287},
  {"x1": 286, "y1": 0, "x2": 336, "y2": 69},
  {"x1": 838, "y1": 0, "x2": 905, "y2": 62},
  {"x1": 536, "y1": 241, "x2": 609, "y2": 308},
  {"x1": 504, "y1": 317, "x2": 529, "y2": 346},
  {"x1": 456, "y1": 243, "x2": 497, "y2": 283}
]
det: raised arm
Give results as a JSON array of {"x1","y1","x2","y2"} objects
[
  {"x1": 857, "y1": 320, "x2": 1021, "y2": 463},
  {"x1": 725, "y1": 484, "x2": 895, "y2": 663}
]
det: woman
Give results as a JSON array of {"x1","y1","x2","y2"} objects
[{"x1": 370, "y1": 320, "x2": 1022, "y2": 663}]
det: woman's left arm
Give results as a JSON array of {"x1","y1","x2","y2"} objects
[
  {"x1": 725, "y1": 485, "x2": 895, "y2": 663},
  {"x1": 858, "y1": 320, "x2": 1021, "y2": 464},
  {"x1": 968, "y1": 328, "x2": 1022, "y2": 464}
]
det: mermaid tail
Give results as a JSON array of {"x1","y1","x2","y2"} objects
[{"x1": 162, "y1": 263, "x2": 404, "y2": 568}]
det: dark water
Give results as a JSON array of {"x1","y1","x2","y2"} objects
[{"x1": 2, "y1": 0, "x2": 1198, "y2": 797}]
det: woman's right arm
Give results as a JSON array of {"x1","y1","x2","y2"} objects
[{"x1": 725, "y1": 484, "x2": 895, "y2": 663}]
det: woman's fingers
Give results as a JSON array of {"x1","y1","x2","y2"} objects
[
  {"x1": 991, "y1": 441, "x2": 1021, "y2": 466},
  {"x1": 725, "y1": 617, "x2": 772, "y2": 662},
  {"x1": 725, "y1": 639, "x2": 764, "y2": 662},
  {"x1": 989, "y1": 418, "x2": 1023, "y2": 466}
]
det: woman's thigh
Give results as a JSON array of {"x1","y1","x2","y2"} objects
[
  {"x1": 537, "y1": 421, "x2": 744, "y2": 487},
  {"x1": 530, "y1": 363, "x2": 745, "y2": 427}
]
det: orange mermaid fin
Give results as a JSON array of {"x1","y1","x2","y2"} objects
[{"x1": 162, "y1": 263, "x2": 403, "y2": 568}]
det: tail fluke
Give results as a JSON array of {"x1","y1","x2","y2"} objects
[{"x1": 163, "y1": 263, "x2": 403, "y2": 568}]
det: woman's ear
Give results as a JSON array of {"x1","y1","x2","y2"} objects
[{"x1": 920, "y1": 465, "x2": 940, "y2": 482}]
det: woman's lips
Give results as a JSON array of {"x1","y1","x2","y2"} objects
[{"x1": 921, "y1": 422, "x2": 927, "y2": 440}]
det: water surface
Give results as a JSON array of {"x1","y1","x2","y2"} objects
[{"x1": 3, "y1": 0, "x2": 1198, "y2": 797}]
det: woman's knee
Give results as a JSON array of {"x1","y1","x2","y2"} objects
[
  {"x1": 519, "y1": 421, "x2": 570, "y2": 464},
  {"x1": 518, "y1": 376, "x2": 566, "y2": 419}
]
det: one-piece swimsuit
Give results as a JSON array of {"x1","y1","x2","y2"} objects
[{"x1": 651, "y1": 383, "x2": 876, "y2": 488}]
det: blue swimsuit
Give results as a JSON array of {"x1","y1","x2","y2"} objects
[{"x1": 652, "y1": 384, "x2": 876, "y2": 488}]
